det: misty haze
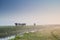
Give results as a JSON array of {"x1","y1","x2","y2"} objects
[{"x1": 0, "y1": 0, "x2": 60, "y2": 40}]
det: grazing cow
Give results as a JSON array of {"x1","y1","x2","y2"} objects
[
  {"x1": 34, "y1": 23, "x2": 36, "y2": 26},
  {"x1": 21, "y1": 23, "x2": 26, "y2": 26}
]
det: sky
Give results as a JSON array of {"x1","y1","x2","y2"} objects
[{"x1": 0, "y1": 0, "x2": 60, "y2": 25}]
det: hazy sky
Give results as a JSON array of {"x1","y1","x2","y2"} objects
[{"x1": 0, "y1": 0, "x2": 60, "y2": 25}]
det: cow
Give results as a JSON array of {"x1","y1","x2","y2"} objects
[
  {"x1": 34, "y1": 23, "x2": 36, "y2": 26},
  {"x1": 15, "y1": 23, "x2": 18, "y2": 26}
]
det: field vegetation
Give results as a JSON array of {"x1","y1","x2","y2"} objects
[
  {"x1": 10, "y1": 25, "x2": 60, "y2": 40},
  {"x1": 0, "y1": 25, "x2": 60, "y2": 40},
  {"x1": 0, "y1": 25, "x2": 43, "y2": 38}
]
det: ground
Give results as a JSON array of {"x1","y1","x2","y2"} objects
[{"x1": 10, "y1": 25, "x2": 60, "y2": 40}]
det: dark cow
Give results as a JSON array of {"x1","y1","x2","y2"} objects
[
  {"x1": 34, "y1": 23, "x2": 36, "y2": 26},
  {"x1": 15, "y1": 23, "x2": 18, "y2": 26}
]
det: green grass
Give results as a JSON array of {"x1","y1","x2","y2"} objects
[
  {"x1": 10, "y1": 26, "x2": 60, "y2": 40},
  {"x1": 1, "y1": 25, "x2": 60, "y2": 40},
  {"x1": 0, "y1": 25, "x2": 44, "y2": 38}
]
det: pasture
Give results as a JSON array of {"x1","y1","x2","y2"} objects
[
  {"x1": 0, "y1": 25, "x2": 60, "y2": 40},
  {"x1": 0, "y1": 25, "x2": 44, "y2": 38},
  {"x1": 10, "y1": 25, "x2": 60, "y2": 40}
]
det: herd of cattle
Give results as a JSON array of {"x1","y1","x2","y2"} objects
[
  {"x1": 15, "y1": 23, "x2": 26, "y2": 26},
  {"x1": 15, "y1": 23, "x2": 36, "y2": 26}
]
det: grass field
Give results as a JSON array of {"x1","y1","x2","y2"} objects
[
  {"x1": 0, "y1": 25, "x2": 60, "y2": 40},
  {"x1": 10, "y1": 25, "x2": 60, "y2": 40},
  {"x1": 0, "y1": 25, "x2": 44, "y2": 38}
]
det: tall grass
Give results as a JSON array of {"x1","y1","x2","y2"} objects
[
  {"x1": 10, "y1": 26, "x2": 60, "y2": 40},
  {"x1": 0, "y1": 25, "x2": 44, "y2": 38}
]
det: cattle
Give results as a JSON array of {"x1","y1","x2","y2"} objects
[
  {"x1": 34, "y1": 23, "x2": 36, "y2": 26},
  {"x1": 15, "y1": 23, "x2": 26, "y2": 26}
]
